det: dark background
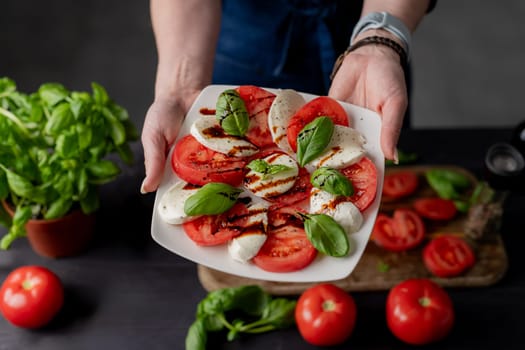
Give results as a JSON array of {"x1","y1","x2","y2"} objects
[{"x1": 2, "y1": 1, "x2": 525, "y2": 131}]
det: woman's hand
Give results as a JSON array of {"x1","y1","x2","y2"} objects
[
  {"x1": 329, "y1": 41, "x2": 407, "y2": 162},
  {"x1": 140, "y1": 91, "x2": 200, "y2": 193}
]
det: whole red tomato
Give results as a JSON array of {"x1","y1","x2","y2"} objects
[
  {"x1": 295, "y1": 283, "x2": 356, "y2": 346},
  {"x1": 386, "y1": 278, "x2": 454, "y2": 345},
  {"x1": 0, "y1": 265, "x2": 64, "y2": 328}
]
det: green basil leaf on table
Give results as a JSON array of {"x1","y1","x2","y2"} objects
[
  {"x1": 300, "y1": 212, "x2": 349, "y2": 257},
  {"x1": 187, "y1": 285, "x2": 296, "y2": 349},
  {"x1": 296, "y1": 116, "x2": 334, "y2": 167},
  {"x1": 425, "y1": 169, "x2": 471, "y2": 199},
  {"x1": 215, "y1": 89, "x2": 249, "y2": 136},
  {"x1": 246, "y1": 159, "x2": 292, "y2": 178},
  {"x1": 311, "y1": 167, "x2": 353, "y2": 196},
  {"x1": 184, "y1": 182, "x2": 242, "y2": 216}
]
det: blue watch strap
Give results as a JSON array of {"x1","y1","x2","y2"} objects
[{"x1": 350, "y1": 11, "x2": 412, "y2": 57}]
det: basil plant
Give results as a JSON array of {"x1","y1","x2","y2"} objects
[{"x1": 0, "y1": 77, "x2": 138, "y2": 249}]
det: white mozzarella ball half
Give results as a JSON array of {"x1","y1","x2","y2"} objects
[{"x1": 190, "y1": 116, "x2": 259, "y2": 157}]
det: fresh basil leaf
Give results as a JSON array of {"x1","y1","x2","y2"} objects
[
  {"x1": 91, "y1": 82, "x2": 109, "y2": 105},
  {"x1": 425, "y1": 169, "x2": 471, "y2": 200},
  {"x1": 215, "y1": 89, "x2": 249, "y2": 136},
  {"x1": 184, "y1": 182, "x2": 242, "y2": 216},
  {"x1": 44, "y1": 197, "x2": 73, "y2": 220},
  {"x1": 86, "y1": 160, "x2": 120, "y2": 181},
  {"x1": 37, "y1": 83, "x2": 68, "y2": 107},
  {"x1": 80, "y1": 186, "x2": 100, "y2": 214},
  {"x1": 311, "y1": 167, "x2": 353, "y2": 196},
  {"x1": 259, "y1": 298, "x2": 297, "y2": 329},
  {"x1": 301, "y1": 213, "x2": 349, "y2": 257},
  {"x1": 45, "y1": 102, "x2": 74, "y2": 135},
  {"x1": 2, "y1": 167, "x2": 35, "y2": 198},
  {"x1": 56, "y1": 132, "x2": 79, "y2": 158},
  {"x1": 246, "y1": 159, "x2": 292, "y2": 177},
  {"x1": 185, "y1": 318, "x2": 207, "y2": 350},
  {"x1": 101, "y1": 106, "x2": 126, "y2": 145},
  {"x1": 296, "y1": 117, "x2": 334, "y2": 167}
]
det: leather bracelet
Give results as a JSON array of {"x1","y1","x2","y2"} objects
[{"x1": 330, "y1": 36, "x2": 408, "y2": 80}]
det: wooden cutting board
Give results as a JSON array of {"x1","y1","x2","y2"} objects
[{"x1": 198, "y1": 166, "x2": 508, "y2": 295}]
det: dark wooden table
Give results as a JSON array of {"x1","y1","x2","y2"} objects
[{"x1": 1, "y1": 128, "x2": 524, "y2": 350}]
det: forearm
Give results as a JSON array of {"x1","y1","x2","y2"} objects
[
  {"x1": 151, "y1": 0, "x2": 221, "y2": 108},
  {"x1": 360, "y1": 0, "x2": 431, "y2": 32}
]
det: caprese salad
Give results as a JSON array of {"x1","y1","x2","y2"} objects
[{"x1": 157, "y1": 85, "x2": 378, "y2": 273}]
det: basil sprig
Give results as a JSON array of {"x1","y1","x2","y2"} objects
[
  {"x1": 299, "y1": 213, "x2": 349, "y2": 257},
  {"x1": 184, "y1": 182, "x2": 242, "y2": 216},
  {"x1": 247, "y1": 159, "x2": 292, "y2": 178},
  {"x1": 311, "y1": 167, "x2": 353, "y2": 196},
  {"x1": 296, "y1": 116, "x2": 334, "y2": 167},
  {"x1": 215, "y1": 89, "x2": 249, "y2": 136},
  {"x1": 186, "y1": 285, "x2": 296, "y2": 349}
]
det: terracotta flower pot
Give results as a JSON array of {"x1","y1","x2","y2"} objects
[{"x1": 2, "y1": 201, "x2": 96, "y2": 258}]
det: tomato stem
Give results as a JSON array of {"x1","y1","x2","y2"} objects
[
  {"x1": 419, "y1": 296, "x2": 431, "y2": 307},
  {"x1": 322, "y1": 300, "x2": 336, "y2": 312},
  {"x1": 22, "y1": 280, "x2": 33, "y2": 290}
]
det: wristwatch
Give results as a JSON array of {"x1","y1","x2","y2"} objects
[{"x1": 350, "y1": 11, "x2": 412, "y2": 57}]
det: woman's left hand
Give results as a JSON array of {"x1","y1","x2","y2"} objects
[{"x1": 329, "y1": 39, "x2": 407, "y2": 162}]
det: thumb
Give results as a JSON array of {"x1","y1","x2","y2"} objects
[
  {"x1": 379, "y1": 97, "x2": 406, "y2": 161},
  {"x1": 141, "y1": 132, "x2": 169, "y2": 194}
]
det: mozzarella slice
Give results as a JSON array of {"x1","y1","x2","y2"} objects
[
  {"x1": 268, "y1": 89, "x2": 305, "y2": 152},
  {"x1": 228, "y1": 201, "x2": 269, "y2": 263},
  {"x1": 158, "y1": 181, "x2": 200, "y2": 224},
  {"x1": 310, "y1": 188, "x2": 364, "y2": 234},
  {"x1": 244, "y1": 153, "x2": 299, "y2": 198},
  {"x1": 308, "y1": 125, "x2": 366, "y2": 169},
  {"x1": 190, "y1": 116, "x2": 259, "y2": 157}
]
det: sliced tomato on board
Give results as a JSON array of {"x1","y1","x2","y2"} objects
[
  {"x1": 382, "y1": 171, "x2": 419, "y2": 199},
  {"x1": 253, "y1": 206, "x2": 317, "y2": 272},
  {"x1": 423, "y1": 235, "x2": 475, "y2": 278},
  {"x1": 182, "y1": 202, "x2": 250, "y2": 246},
  {"x1": 171, "y1": 135, "x2": 246, "y2": 186},
  {"x1": 236, "y1": 85, "x2": 276, "y2": 148},
  {"x1": 414, "y1": 198, "x2": 457, "y2": 221},
  {"x1": 287, "y1": 96, "x2": 350, "y2": 152},
  {"x1": 340, "y1": 156, "x2": 377, "y2": 212},
  {"x1": 372, "y1": 209, "x2": 425, "y2": 252}
]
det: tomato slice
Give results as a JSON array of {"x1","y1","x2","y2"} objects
[
  {"x1": 372, "y1": 209, "x2": 425, "y2": 252},
  {"x1": 286, "y1": 96, "x2": 349, "y2": 152},
  {"x1": 340, "y1": 157, "x2": 377, "y2": 211},
  {"x1": 265, "y1": 167, "x2": 312, "y2": 207},
  {"x1": 253, "y1": 206, "x2": 317, "y2": 272},
  {"x1": 382, "y1": 171, "x2": 419, "y2": 199},
  {"x1": 423, "y1": 235, "x2": 475, "y2": 277},
  {"x1": 182, "y1": 202, "x2": 249, "y2": 246},
  {"x1": 236, "y1": 85, "x2": 276, "y2": 148},
  {"x1": 414, "y1": 198, "x2": 457, "y2": 221},
  {"x1": 171, "y1": 134, "x2": 246, "y2": 186}
]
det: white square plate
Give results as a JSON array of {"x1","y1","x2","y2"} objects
[{"x1": 151, "y1": 85, "x2": 384, "y2": 282}]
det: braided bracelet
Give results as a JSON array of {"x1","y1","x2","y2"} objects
[{"x1": 330, "y1": 36, "x2": 408, "y2": 80}]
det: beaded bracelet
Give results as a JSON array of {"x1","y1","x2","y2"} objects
[{"x1": 330, "y1": 36, "x2": 408, "y2": 80}]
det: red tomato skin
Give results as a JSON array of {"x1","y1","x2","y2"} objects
[
  {"x1": 414, "y1": 197, "x2": 457, "y2": 221},
  {"x1": 171, "y1": 135, "x2": 246, "y2": 186},
  {"x1": 382, "y1": 171, "x2": 419, "y2": 199},
  {"x1": 0, "y1": 266, "x2": 64, "y2": 329},
  {"x1": 236, "y1": 85, "x2": 276, "y2": 148},
  {"x1": 386, "y1": 278, "x2": 454, "y2": 345},
  {"x1": 287, "y1": 96, "x2": 349, "y2": 152},
  {"x1": 295, "y1": 283, "x2": 357, "y2": 346},
  {"x1": 340, "y1": 157, "x2": 377, "y2": 212},
  {"x1": 423, "y1": 235, "x2": 476, "y2": 278},
  {"x1": 372, "y1": 209, "x2": 425, "y2": 252}
]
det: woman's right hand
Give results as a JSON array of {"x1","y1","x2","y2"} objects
[{"x1": 140, "y1": 91, "x2": 200, "y2": 194}]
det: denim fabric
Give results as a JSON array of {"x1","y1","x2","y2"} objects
[{"x1": 212, "y1": 0, "x2": 362, "y2": 95}]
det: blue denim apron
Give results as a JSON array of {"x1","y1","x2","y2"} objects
[{"x1": 212, "y1": 0, "x2": 362, "y2": 95}]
